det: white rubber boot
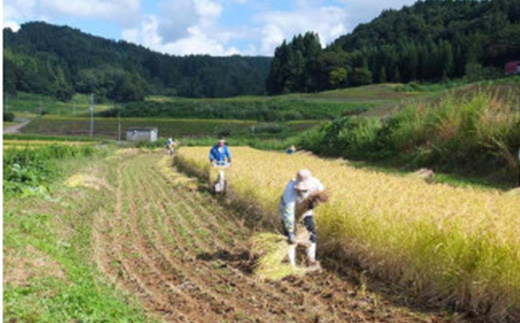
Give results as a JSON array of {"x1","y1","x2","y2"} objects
[
  {"x1": 307, "y1": 243, "x2": 316, "y2": 264},
  {"x1": 288, "y1": 245, "x2": 297, "y2": 267}
]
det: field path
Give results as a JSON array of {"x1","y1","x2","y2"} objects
[
  {"x1": 93, "y1": 152, "x2": 461, "y2": 323},
  {"x1": 3, "y1": 119, "x2": 31, "y2": 134}
]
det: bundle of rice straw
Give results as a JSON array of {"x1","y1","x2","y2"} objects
[{"x1": 250, "y1": 232, "x2": 304, "y2": 280}]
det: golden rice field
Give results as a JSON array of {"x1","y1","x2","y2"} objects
[{"x1": 177, "y1": 146, "x2": 520, "y2": 322}]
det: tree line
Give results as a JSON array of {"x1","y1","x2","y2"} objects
[
  {"x1": 3, "y1": 22, "x2": 271, "y2": 102},
  {"x1": 266, "y1": 0, "x2": 520, "y2": 95}
]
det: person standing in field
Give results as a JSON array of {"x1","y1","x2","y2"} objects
[
  {"x1": 209, "y1": 138, "x2": 231, "y2": 166},
  {"x1": 166, "y1": 137, "x2": 174, "y2": 155},
  {"x1": 286, "y1": 145, "x2": 296, "y2": 154},
  {"x1": 279, "y1": 169, "x2": 325, "y2": 268}
]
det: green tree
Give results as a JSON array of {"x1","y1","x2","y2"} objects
[
  {"x1": 349, "y1": 68, "x2": 373, "y2": 86},
  {"x1": 329, "y1": 68, "x2": 347, "y2": 88},
  {"x1": 379, "y1": 65, "x2": 387, "y2": 83}
]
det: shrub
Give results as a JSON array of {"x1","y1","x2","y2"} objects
[{"x1": 4, "y1": 112, "x2": 15, "y2": 122}]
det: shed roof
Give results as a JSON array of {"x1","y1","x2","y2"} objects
[{"x1": 126, "y1": 127, "x2": 158, "y2": 132}]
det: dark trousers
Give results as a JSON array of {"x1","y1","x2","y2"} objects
[{"x1": 303, "y1": 216, "x2": 317, "y2": 243}]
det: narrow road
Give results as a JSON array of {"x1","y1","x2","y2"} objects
[
  {"x1": 93, "y1": 152, "x2": 464, "y2": 322},
  {"x1": 3, "y1": 119, "x2": 31, "y2": 134}
]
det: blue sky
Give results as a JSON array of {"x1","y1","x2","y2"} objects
[{"x1": 3, "y1": 0, "x2": 417, "y2": 56}]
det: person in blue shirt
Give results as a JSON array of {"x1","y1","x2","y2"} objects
[
  {"x1": 209, "y1": 139, "x2": 231, "y2": 166},
  {"x1": 166, "y1": 137, "x2": 174, "y2": 155}
]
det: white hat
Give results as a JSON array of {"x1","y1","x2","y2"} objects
[
  {"x1": 294, "y1": 169, "x2": 313, "y2": 191},
  {"x1": 218, "y1": 138, "x2": 226, "y2": 143}
]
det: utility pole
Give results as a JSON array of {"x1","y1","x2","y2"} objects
[
  {"x1": 115, "y1": 101, "x2": 121, "y2": 142},
  {"x1": 89, "y1": 94, "x2": 94, "y2": 137},
  {"x1": 118, "y1": 108, "x2": 122, "y2": 142},
  {"x1": 73, "y1": 102, "x2": 76, "y2": 116}
]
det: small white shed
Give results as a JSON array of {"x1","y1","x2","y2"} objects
[{"x1": 126, "y1": 127, "x2": 158, "y2": 142}]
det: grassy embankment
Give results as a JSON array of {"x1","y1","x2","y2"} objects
[
  {"x1": 107, "y1": 83, "x2": 436, "y2": 120},
  {"x1": 5, "y1": 92, "x2": 113, "y2": 117},
  {"x1": 176, "y1": 146, "x2": 520, "y2": 323},
  {"x1": 297, "y1": 84, "x2": 520, "y2": 187},
  {"x1": 19, "y1": 116, "x2": 321, "y2": 141}
]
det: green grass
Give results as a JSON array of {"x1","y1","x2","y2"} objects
[
  {"x1": 6, "y1": 92, "x2": 112, "y2": 117},
  {"x1": 3, "y1": 133, "x2": 100, "y2": 142},
  {"x1": 104, "y1": 83, "x2": 442, "y2": 121},
  {"x1": 3, "y1": 153, "x2": 154, "y2": 322},
  {"x1": 20, "y1": 116, "x2": 322, "y2": 141},
  {"x1": 285, "y1": 83, "x2": 435, "y2": 101}
]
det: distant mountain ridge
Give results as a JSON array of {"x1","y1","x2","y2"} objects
[
  {"x1": 266, "y1": 0, "x2": 520, "y2": 95},
  {"x1": 3, "y1": 22, "x2": 272, "y2": 101}
]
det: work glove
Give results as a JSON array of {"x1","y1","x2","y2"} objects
[{"x1": 287, "y1": 232, "x2": 296, "y2": 244}]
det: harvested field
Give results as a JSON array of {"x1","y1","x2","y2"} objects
[{"x1": 90, "y1": 152, "x2": 462, "y2": 322}]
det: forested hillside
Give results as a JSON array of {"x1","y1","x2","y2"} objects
[
  {"x1": 267, "y1": 0, "x2": 520, "y2": 94},
  {"x1": 3, "y1": 22, "x2": 271, "y2": 101}
]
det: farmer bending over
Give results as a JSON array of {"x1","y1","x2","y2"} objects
[
  {"x1": 209, "y1": 139, "x2": 231, "y2": 166},
  {"x1": 279, "y1": 169, "x2": 325, "y2": 267}
]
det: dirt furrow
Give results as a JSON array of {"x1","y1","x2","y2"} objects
[
  {"x1": 92, "y1": 159, "x2": 192, "y2": 322},
  {"x1": 116, "y1": 162, "x2": 200, "y2": 321},
  {"x1": 134, "y1": 155, "x2": 283, "y2": 322},
  {"x1": 146, "y1": 156, "x2": 346, "y2": 322},
  {"x1": 149, "y1": 167, "x2": 349, "y2": 321},
  {"x1": 120, "y1": 161, "x2": 222, "y2": 322},
  {"x1": 143, "y1": 156, "x2": 315, "y2": 321},
  {"x1": 126, "y1": 165, "x2": 247, "y2": 320},
  {"x1": 92, "y1": 207, "x2": 118, "y2": 285}
]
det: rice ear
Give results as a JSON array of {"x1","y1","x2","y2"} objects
[{"x1": 307, "y1": 191, "x2": 330, "y2": 204}]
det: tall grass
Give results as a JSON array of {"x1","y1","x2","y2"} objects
[
  {"x1": 176, "y1": 147, "x2": 520, "y2": 322},
  {"x1": 299, "y1": 90, "x2": 520, "y2": 182}
]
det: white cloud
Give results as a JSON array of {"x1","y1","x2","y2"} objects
[
  {"x1": 255, "y1": 4, "x2": 348, "y2": 55},
  {"x1": 4, "y1": 0, "x2": 420, "y2": 56},
  {"x1": 3, "y1": 21, "x2": 21, "y2": 32},
  {"x1": 160, "y1": 27, "x2": 240, "y2": 56},
  {"x1": 3, "y1": 0, "x2": 141, "y2": 26},
  {"x1": 156, "y1": 0, "x2": 198, "y2": 42},
  {"x1": 122, "y1": 0, "x2": 239, "y2": 56}
]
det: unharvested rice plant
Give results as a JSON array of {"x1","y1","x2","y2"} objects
[{"x1": 176, "y1": 146, "x2": 520, "y2": 322}]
